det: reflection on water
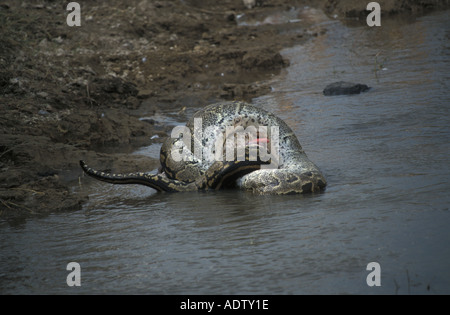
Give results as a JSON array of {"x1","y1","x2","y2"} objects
[{"x1": 1, "y1": 10, "x2": 449, "y2": 294}]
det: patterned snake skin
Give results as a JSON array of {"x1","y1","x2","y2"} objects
[{"x1": 80, "y1": 101, "x2": 326, "y2": 194}]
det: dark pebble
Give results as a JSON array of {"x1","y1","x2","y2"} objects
[{"x1": 323, "y1": 81, "x2": 370, "y2": 96}]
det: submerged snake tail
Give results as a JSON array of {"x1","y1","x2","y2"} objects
[{"x1": 79, "y1": 160, "x2": 183, "y2": 192}]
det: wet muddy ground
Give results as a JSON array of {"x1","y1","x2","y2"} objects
[{"x1": 1, "y1": 0, "x2": 447, "y2": 218}]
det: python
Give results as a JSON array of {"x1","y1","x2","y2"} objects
[
  {"x1": 80, "y1": 101, "x2": 326, "y2": 194},
  {"x1": 170, "y1": 118, "x2": 280, "y2": 170}
]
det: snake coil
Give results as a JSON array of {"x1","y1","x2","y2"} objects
[{"x1": 80, "y1": 101, "x2": 326, "y2": 194}]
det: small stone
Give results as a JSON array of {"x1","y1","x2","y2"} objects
[
  {"x1": 137, "y1": 89, "x2": 153, "y2": 98},
  {"x1": 323, "y1": 81, "x2": 370, "y2": 96},
  {"x1": 52, "y1": 36, "x2": 64, "y2": 44},
  {"x1": 38, "y1": 109, "x2": 50, "y2": 115},
  {"x1": 38, "y1": 38, "x2": 48, "y2": 47}
]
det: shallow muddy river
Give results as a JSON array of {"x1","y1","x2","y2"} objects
[{"x1": 1, "y1": 10, "x2": 449, "y2": 294}]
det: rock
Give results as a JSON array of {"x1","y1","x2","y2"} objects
[
  {"x1": 36, "y1": 91, "x2": 49, "y2": 98},
  {"x1": 137, "y1": 89, "x2": 153, "y2": 99},
  {"x1": 323, "y1": 81, "x2": 370, "y2": 96},
  {"x1": 243, "y1": 0, "x2": 256, "y2": 9},
  {"x1": 38, "y1": 109, "x2": 50, "y2": 115},
  {"x1": 241, "y1": 49, "x2": 288, "y2": 70}
]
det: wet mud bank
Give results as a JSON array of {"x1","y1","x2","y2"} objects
[{"x1": 1, "y1": 0, "x2": 448, "y2": 218}]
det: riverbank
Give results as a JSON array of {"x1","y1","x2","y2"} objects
[{"x1": 1, "y1": 0, "x2": 447, "y2": 218}]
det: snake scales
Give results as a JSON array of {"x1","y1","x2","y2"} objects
[{"x1": 80, "y1": 101, "x2": 326, "y2": 194}]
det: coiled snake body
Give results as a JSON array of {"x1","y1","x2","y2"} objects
[{"x1": 80, "y1": 101, "x2": 326, "y2": 194}]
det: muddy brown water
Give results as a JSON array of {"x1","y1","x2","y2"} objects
[{"x1": 1, "y1": 10, "x2": 449, "y2": 294}]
